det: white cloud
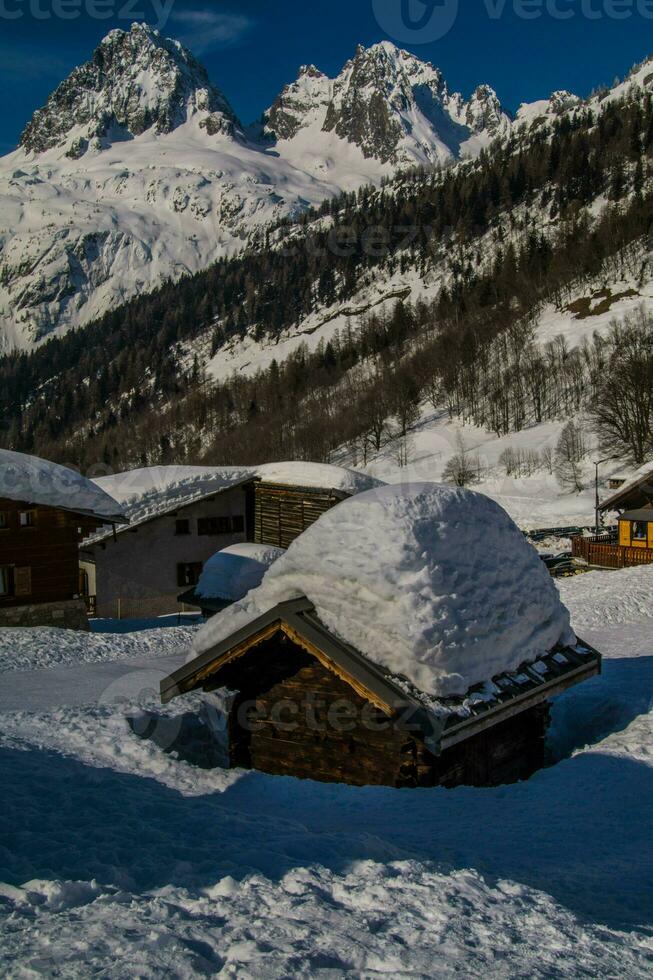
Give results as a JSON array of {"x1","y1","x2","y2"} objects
[{"x1": 170, "y1": 9, "x2": 252, "y2": 54}]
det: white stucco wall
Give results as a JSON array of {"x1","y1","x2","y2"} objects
[{"x1": 82, "y1": 487, "x2": 249, "y2": 618}]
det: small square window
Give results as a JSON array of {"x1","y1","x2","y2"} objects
[
  {"x1": 632, "y1": 521, "x2": 648, "y2": 541},
  {"x1": 19, "y1": 511, "x2": 35, "y2": 528},
  {"x1": 0, "y1": 512, "x2": 8, "y2": 530},
  {"x1": 175, "y1": 519, "x2": 191, "y2": 536}
]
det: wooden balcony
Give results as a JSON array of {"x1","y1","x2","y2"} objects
[{"x1": 572, "y1": 534, "x2": 653, "y2": 569}]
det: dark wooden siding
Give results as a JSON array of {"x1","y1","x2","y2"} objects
[
  {"x1": 205, "y1": 631, "x2": 549, "y2": 789},
  {"x1": 0, "y1": 498, "x2": 99, "y2": 607},
  {"x1": 253, "y1": 483, "x2": 342, "y2": 549}
]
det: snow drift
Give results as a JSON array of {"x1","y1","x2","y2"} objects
[
  {"x1": 193, "y1": 483, "x2": 575, "y2": 696},
  {"x1": 195, "y1": 544, "x2": 285, "y2": 602}
]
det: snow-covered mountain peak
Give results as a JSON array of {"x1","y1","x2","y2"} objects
[
  {"x1": 263, "y1": 64, "x2": 332, "y2": 140},
  {"x1": 18, "y1": 22, "x2": 240, "y2": 158},
  {"x1": 322, "y1": 41, "x2": 508, "y2": 164},
  {"x1": 516, "y1": 89, "x2": 582, "y2": 127}
]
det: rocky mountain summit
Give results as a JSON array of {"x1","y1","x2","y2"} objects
[
  {"x1": 19, "y1": 23, "x2": 239, "y2": 157},
  {"x1": 263, "y1": 65, "x2": 332, "y2": 142},
  {"x1": 264, "y1": 42, "x2": 510, "y2": 165}
]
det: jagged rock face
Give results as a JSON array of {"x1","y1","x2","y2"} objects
[
  {"x1": 323, "y1": 43, "x2": 446, "y2": 163},
  {"x1": 1, "y1": 31, "x2": 593, "y2": 353},
  {"x1": 464, "y1": 85, "x2": 509, "y2": 135},
  {"x1": 298, "y1": 42, "x2": 510, "y2": 165},
  {"x1": 264, "y1": 65, "x2": 331, "y2": 140},
  {"x1": 19, "y1": 23, "x2": 239, "y2": 156}
]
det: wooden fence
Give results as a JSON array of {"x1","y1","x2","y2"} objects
[{"x1": 572, "y1": 536, "x2": 653, "y2": 569}]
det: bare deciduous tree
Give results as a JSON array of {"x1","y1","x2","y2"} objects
[
  {"x1": 555, "y1": 421, "x2": 587, "y2": 492},
  {"x1": 588, "y1": 309, "x2": 653, "y2": 464}
]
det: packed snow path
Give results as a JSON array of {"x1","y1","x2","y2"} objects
[{"x1": 0, "y1": 569, "x2": 652, "y2": 976}]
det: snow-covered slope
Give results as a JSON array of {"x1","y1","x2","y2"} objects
[{"x1": 0, "y1": 26, "x2": 548, "y2": 354}]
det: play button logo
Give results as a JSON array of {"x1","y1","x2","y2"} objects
[{"x1": 372, "y1": 0, "x2": 459, "y2": 43}]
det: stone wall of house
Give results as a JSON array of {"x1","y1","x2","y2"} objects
[{"x1": 0, "y1": 598, "x2": 90, "y2": 631}]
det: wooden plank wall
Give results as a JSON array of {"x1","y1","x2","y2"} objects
[
  {"x1": 0, "y1": 497, "x2": 97, "y2": 607},
  {"x1": 254, "y1": 484, "x2": 341, "y2": 549},
  {"x1": 204, "y1": 631, "x2": 550, "y2": 789}
]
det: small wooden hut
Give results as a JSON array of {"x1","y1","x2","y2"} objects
[
  {"x1": 161, "y1": 483, "x2": 601, "y2": 789},
  {"x1": 178, "y1": 543, "x2": 284, "y2": 618},
  {"x1": 161, "y1": 597, "x2": 600, "y2": 788},
  {"x1": 618, "y1": 509, "x2": 653, "y2": 549}
]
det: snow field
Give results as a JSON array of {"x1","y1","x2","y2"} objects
[{"x1": 0, "y1": 565, "x2": 651, "y2": 975}]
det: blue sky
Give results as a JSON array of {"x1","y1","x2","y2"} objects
[{"x1": 0, "y1": 0, "x2": 652, "y2": 152}]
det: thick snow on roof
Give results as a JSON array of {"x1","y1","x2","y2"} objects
[
  {"x1": 195, "y1": 544, "x2": 285, "y2": 602},
  {"x1": 94, "y1": 466, "x2": 255, "y2": 530},
  {"x1": 0, "y1": 449, "x2": 125, "y2": 522},
  {"x1": 94, "y1": 462, "x2": 382, "y2": 534},
  {"x1": 255, "y1": 462, "x2": 383, "y2": 495},
  {"x1": 601, "y1": 460, "x2": 653, "y2": 510},
  {"x1": 193, "y1": 483, "x2": 575, "y2": 697}
]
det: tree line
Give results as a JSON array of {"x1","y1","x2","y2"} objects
[{"x1": 1, "y1": 79, "x2": 653, "y2": 472}]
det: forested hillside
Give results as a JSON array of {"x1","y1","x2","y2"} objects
[{"x1": 2, "y1": 81, "x2": 653, "y2": 473}]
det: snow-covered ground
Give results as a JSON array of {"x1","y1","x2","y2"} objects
[{"x1": 1, "y1": 564, "x2": 652, "y2": 975}]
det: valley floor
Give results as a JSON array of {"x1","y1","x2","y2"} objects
[{"x1": 1, "y1": 568, "x2": 652, "y2": 977}]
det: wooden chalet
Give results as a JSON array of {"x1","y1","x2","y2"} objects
[
  {"x1": 572, "y1": 466, "x2": 653, "y2": 568},
  {"x1": 599, "y1": 466, "x2": 653, "y2": 513},
  {"x1": 0, "y1": 450, "x2": 126, "y2": 629},
  {"x1": 161, "y1": 598, "x2": 601, "y2": 789}
]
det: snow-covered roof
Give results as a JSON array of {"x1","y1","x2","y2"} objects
[
  {"x1": 254, "y1": 462, "x2": 383, "y2": 496},
  {"x1": 0, "y1": 449, "x2": 126, "y2": 523},
  {"x1": 195, "y1": 544, "x2": 285, "y2": 602},
  {"x1": 95, "y1": 466, "x2": 255, "y2": 531},
  {"x1": 599, "y1": 461, "x2": 653, "y2": 512},
  {"x1": 90, "y1": 462, "x2": 384, "y2": 542},
  {"x1": 192, "y1": 483, "x2": 575, "y2": 698}
]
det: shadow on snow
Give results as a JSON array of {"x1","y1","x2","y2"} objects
[{"x1": 1, "y1": 655, "x2": 651, "y2": 934}]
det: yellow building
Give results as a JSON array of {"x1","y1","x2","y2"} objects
[{"x1": 618, "y1": 509, "x2": 653, "y2": 549}]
